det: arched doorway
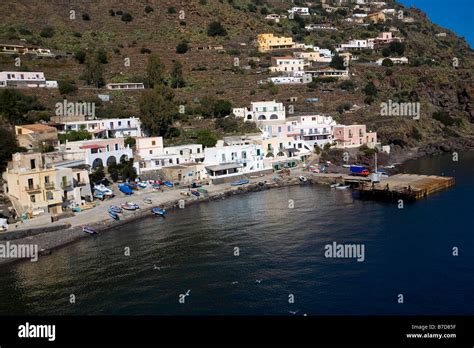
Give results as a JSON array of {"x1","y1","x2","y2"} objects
[{"x1": 92, "y1": 158, "x2": 103, "y2": 169}]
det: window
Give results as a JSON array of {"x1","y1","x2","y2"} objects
[
  {"x1": 28, "y1": 178, "x2": 34, "y2": 189},
  {"x1": 30, "y1": 159, "x2": 36, "y2": 170},
  {"x1": 118, "y1": 121, "x2": 122, "y2": 126},
  {"x1": 149, "y1": 150, "x2": 153, "y2": 155},
  {"x1": 46, "y1": 191, "x2": 53, "y2": 200},
  {"x1": 30, "y1": 195, "x2": 36, "y2": 203},
  {"x1": 197, "y1": 148, "x2": 201, "y2": 154},
  {"x1": 114, "y1": 144, "x2": 119, "y2": 151},
  {"x1": 152, "y1": 141, "x2": 156, "y2": 146}
]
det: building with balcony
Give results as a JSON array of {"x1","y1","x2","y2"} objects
[
  {"x1": 62, "y1": 138, "x2": 133, "y2": 170},
  {"x1": 2, "y1": 152, "x2": 91, "y2": 215},
  {"x1": 257, "y1": 34, "x2": 296, "y2": 52},
  {"x1": 203, "y1": 144, "x2": 267, "y2": 179},
  {"x1": 136, "y1": 142, "x2": 204, "y2": 174},
  {"x1": 332, "y1": 124, "x2": 378, "y2": 148},
  {"x1": 233, "y1": 100, "x2": 286, "y2": 123},
  {"x1": 269, "y1": 57, "x2": 306, "y2": 73},
  {"x1": 51, "y1": 116, "x2": 143, "y2": 138}
]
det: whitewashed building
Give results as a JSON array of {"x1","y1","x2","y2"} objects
[
  {"x1": 269, "y1": 57, "x2": 306, "y2": 73},
  {"x1": 62, "y1": 138, "x2": 133, "y2": 170},
  {"x1": 233, "y1": 100, "x2": 286, "y2": 123},
  {"x1": 0, "y1": 71, "x2": 57, "y2": 88},
  {"x1": 336, "y1": 39, "x2": 374, "y2": 52},
  {"x1": 54, "y1": 117, "x2": 143, "y2": 138},
  {"x1": 106, "y1": 83, "x2": 145, "y2": 90},
  {"x1": 288, "y1": 7, "x2": 310, "y2": 16},
  {"x1": 204, "y1": 144, "x2": 267, "y2": 179}
]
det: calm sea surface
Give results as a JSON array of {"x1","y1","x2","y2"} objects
[{"x1": 0, "y1": 152, "x2": 473, "y2": 315}]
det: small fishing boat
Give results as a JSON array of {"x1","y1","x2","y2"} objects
[
  {"x1": 109, "y1": 205, "x2": 123, "y2": 214},
  {"x1": 151, "y1": 207, "x2": 166, "y2": 217},
  {"x1": 190, "y1": 189, "x2": 200, "y2": 197},
  {"x1": 197, "y1": 188, "x2": 208, "y2": 194},
  {"x1": 93, "y1": 191, "x2": 105, "y2": 200},
  {"x1": 138, "y1": 182, "x2": 148, "y2": 189},
  {"x1": 94, "y1": 184, "x2": 114, "y2": 197},
  {"x1": 143, "y1": 198, "x2": 153, "y2": 204},
  {"x1": 330, "y1": 183, "x2": 340, "y2": 189},
  {"x1": 121, "y1": 202, "x2": 140, "y2": 210},
  {"x1": 299, "y1": 176, "x2": 308, "y2": 183},
  {"x1": 118, "y1": 183, "x2": 134, "y2": 195},
  {"x1": 231, "y1": 179, "x2": 250, "y2": 186},
  {"x1": 335, "y1": 185, "x2": 350, "y2": 190},
  {"x1": 180, "y1": 190, "x2": 190, "y2": 196},
  {"x1": 108, "y1": 210, "x2": 120, "y2": 220},
  {"x1": 163, "y1": 181, "x2": 174, "y2": 188},
  {"x1": 82, "y1": 226, "x2": 98, "y2": 235}
]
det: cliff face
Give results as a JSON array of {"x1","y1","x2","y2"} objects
[{"x1": 0, "y1": 0, "x2": 472, "y2": 151}]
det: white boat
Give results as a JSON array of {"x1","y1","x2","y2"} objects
[
  {"x1": 330, "y1": 183, "x2": 340, "y2": 189},
  {"x1": 94, "y1": 184, "x2": 113, "y2": 196},
  {"x1": 335, "y1": 185, "x2": 350, "y2": 190},
  {"x1": 299, "y1": 176, "x2": 308, "y2": 183}
]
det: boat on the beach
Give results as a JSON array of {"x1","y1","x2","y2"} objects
[
  {"x1": 143, "y1": 198, "x2": 153, "y2": 204},
  {"x1": 93, "y1": 191, "x2": 105, "y2": 200},
  {"x1": 118, "y1": 183, "x2": 134, "y2": 195},
  {"x1": 94, "y1": 184, "x2": 114, "y2": 197},
  {"x1": 109, "y1": 205, "x2": 123, "y2": 214},
  {"x1": 82, "y1": 226, "x2": 98, "y2": 235},
  {"x1": 180, "y1": 190, "x2": 190, "y2": 196},
  {"x1": 108, "y1": 210, "x2": 120, "y2": 220},
  {"x1": 197, "y1": 188, "x2": 208, "y2": 194},
  {"x1": 121, "y1": 202, "x2": 140, "y2": 210},
  {"x1": 231, "y1": 179, "x2": 250, "y2": 186},
  {"x1": 190, "y1": 189, "x2": 200, "y2": 197},
  {"x1": 299, "y1": 176, "x2": 308, "y2": 183},
  {"x1": 335, "y1": 185, "x2": 350, "y2": 190},
  {"x1": 163, "y1": 181, "x2": 174, "y2": 188},
  {"x1": 138, "y1": 182, "x2": 148, "y2": 189},
  {"x1": 151, "y1": 207, "x2": 166, "y2": 217}
]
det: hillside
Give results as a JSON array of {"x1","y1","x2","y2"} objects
[{"x1": 0, "y1": 0, "x2": 473, "y2": 155}]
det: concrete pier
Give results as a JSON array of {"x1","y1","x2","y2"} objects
[{"x1": 310, "y1": 173, "x2": 455, "y2": 201}]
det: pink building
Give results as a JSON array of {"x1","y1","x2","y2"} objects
[{"x1": 333, "y1": 125, "x2": 377, "y2": 148}]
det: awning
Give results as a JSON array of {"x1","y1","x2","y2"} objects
[{"x1": 206, "y1": 163, "x2": 242, "y2": 172}]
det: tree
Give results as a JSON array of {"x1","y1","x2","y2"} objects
[
  {"x1": 330, "y1": 54, "x2": 346, "y2": 70},
  {"x1": 124, "y1": 136, "x2": 136, "y2": 148},
  {"x1": 213, "y1": 99, "x2": 232, "y2": 118},
  {"x1": 84, "y1": 54, "x2": 105, "y2": 88},
  {"x1": 121, "y1": 13, "x2": 133, "y2": 23},
  {"x1": 363, "y1": 82, "x2": 378, "y2": 97},
  {"x1": 0, "y1": 125, "x2": 22, "y2": 172},
  {"x1": 176, "y1": 42, "x2": 189, "y2": 54},
  {"x1": 58, "y1": 79, "x2": 78, "y2": 95},
  {"x1": 97, "y1": 49, "x2": 108, "y2": 64},
  {"x1": 40, "y1": 26, "x2": 55, "y2": 38},
  {"x1": 207, "y1": 21, "x2": 227, "y2": 37},
  {"x1": 0, "y1": 89, "x2": 43, "y2": 125},
  {"x1": 145, "y1": 54, "x2": 165, "y2": 88},
  {"x1": 196, "y1": 130, "x2": 218, "y2": 148},
  {"x1": 74, "y1": 49, "x2": 86, "y2": 64},
  {"x1": 89, "y1": 166, "x2": 105, "y2": 184},
  {"x1": 139, "y1": 85, "x2": 178, "y2": 136},
  {"x1": 381, "y1": 58, "x2": 394, "y2": 67},
  {"x1": 170, "y1": 60, "x2": 186, "y2": 88}
]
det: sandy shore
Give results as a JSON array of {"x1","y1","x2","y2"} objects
[{"x1": 0, "y1": 172, "x2": 305, "y2": 268}]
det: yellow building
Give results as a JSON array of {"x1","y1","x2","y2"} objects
[
  {"x1": 258, "y1": 34, "x2": 295, "y2": 52},
  {"x1": 15, "y1": 124, "x2": 58, "y2": 151},
  {"x1": 3, "y1": 152, "x2": 91, "y2": 215},
  {"x1": 368, "y1": 12, "x2": 386, "y2": 23}
]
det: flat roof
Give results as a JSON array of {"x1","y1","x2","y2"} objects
[{"x1": 206, "y1": 163, "x2": 242, "y2": 172}]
